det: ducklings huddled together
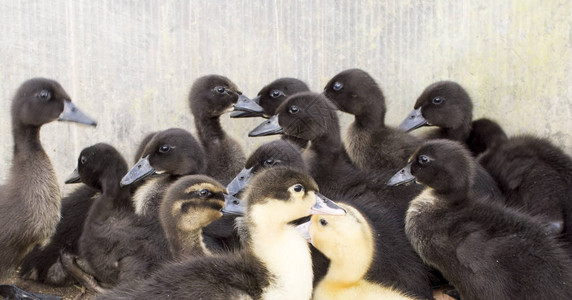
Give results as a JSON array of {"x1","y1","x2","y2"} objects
[{"x1": 1, "y1": 71, "x2": 571, "y2": 300}]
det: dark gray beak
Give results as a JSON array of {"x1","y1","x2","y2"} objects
[
  {"x1": 221, "y1": 194, "x2": 246, "y2": 216},
  {"x1": 397, "y1": 107, "x2": 427, "y2": 132},
  {"x1": 387, "y1": 163, "x2": 416, "y2": 186},
  {"x1": 311, "y1": 193, "x2": 346, "y2": 216},
  {"x1": 58, "y1": 101, "x2": 97, "y2": 126},
  {"x1": 120, "y1": 155, "x2": 155, "y2": 187},
  {"x1": 231, "y1": 95, "x2": 264, "y2": 118},
  {"x1": 226, "y1": 167, "x2": 253, "y2": 196},
  {"x1": 248, "y1": 115, "x2": 284, "y2": 137},
  {"x1": 64, "y1": 168, "x2": 81, "y2": 184}
]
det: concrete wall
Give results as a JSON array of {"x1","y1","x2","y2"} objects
[{"x1": 0, "y1": 0, "x2": 570, "y2": 188}]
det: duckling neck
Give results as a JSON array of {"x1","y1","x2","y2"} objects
[
  {"x1": 311, "y1": 130, "x2": 344, "y2": 156},
  {"x1": 438, "y1": 122, "x2": 471, "y2": 142},
  {"x1": 102, "y1": 184, "x2": 132, "y2": 211},
  {"x1": 321, "y1": 251, "x2": 370, "y2": 286},
  {"x1": 195, "y1": 115, "x2": 225, "y2": 145},
  {"x1": 354, "y1": 109, "x2": 385, "y2": 130},
  {"x1": 246, "y1": 209, "x2": 313, "y2": 299},
  {"x1": 12, "y1": 122, "x2": 43, "y2": 156},
  {"x1": 169, "y1": 228, "x2": 209, "y2": 259}
]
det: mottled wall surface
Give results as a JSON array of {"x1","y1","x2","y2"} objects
[{"x1": 0, "y1": 0, "x2": 570, "y2": 187}]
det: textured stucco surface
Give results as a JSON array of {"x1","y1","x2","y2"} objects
[{"x1": 0, "y1": 0, "x2": 570, "y2": 188}]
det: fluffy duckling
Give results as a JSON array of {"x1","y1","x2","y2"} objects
[
  {"x1": 72, "y1": 143, "x2": 169, "y2": 287},
  {"x1": 389, "y1": 140, "x2": 572, "y2": 299},
  {"x1": 398, "y1": 81, "x2": 505, "y2": 156},
  {"x1": 160, "y1": 175, "x2": 236, "y2": 259},
  {"x1": 298, "y1": 203, "x2": 415, "y2": 300},
  {"x1": 189, "y1": 75, "x2": 246, "y2": 185},
  {"x1": 96, "y1": 167, "x2": 346, "y2": 300},
  {"x1": 249, "y1": 93, "x2": 434, "y2": 299},
  {"x1": 478, "y1": 135, "x2": 572, "y2": 249},
  {"x1": 323, "y1": 69, "x2": 421, "y2": 171},
  {"x1": 0, "y1": 78, "x2": 96, "y2": 280}
]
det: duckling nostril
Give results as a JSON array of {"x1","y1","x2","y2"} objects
[
  {"x1": 232, "y1": 200, "x2": 239, "y2": 205},
  {"x1": 137, "y1": 164, "x2": 142, "y2": 169},
  {"x1": 239, "y1": 176, "x2": 245, "y2": 180},
  {"x1": 71, "y1": 107, "x2": 78, "y2": 113},
  {"x1": 409, "y1": 115, "x2": 415, "y2": 119}
]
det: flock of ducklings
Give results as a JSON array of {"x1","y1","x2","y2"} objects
[{"x1": 0, "y1": 69, "x2": 571, "y2": 300}]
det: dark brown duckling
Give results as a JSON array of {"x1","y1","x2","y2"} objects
[
  {"x1": 323, "y1": 69, "x2": 422, "y2": 172},
  {"x1": 389, "y1": 139, "x2": 572, "y2": 299},
  {"x1": 0, "y1": 78, "x2": 96, "y2": 281},
  {"x1": 96, "y1": 167, "x2": 346, "y2": 300},
  {"x1": 189, "y1": 75, "x2": 246, "y2": 185}
]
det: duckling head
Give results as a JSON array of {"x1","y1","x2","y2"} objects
[
  {"x1": 121, "y1": 128, "x2": 206, "y2": 186},
  {"x1": 323, "y1": 69, "x2": 386, "y2": 119},
  {"x1": 189, "y1": 74, "x2": 243, "y2": 118},
  {"x1": 398, "y1": 81, "x2": 472, "y2": 132},
  {"x1": 11, "y1": 78, "x2": 96, "y2": 127},
  {"x1": 389, "y1": 140, "x2": 475, "y2": 196}
]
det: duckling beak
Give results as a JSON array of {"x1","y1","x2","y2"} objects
[
  {"x1": 221, "y1": 194, "x2": 246, "y2": 216},
  {"x1": 64, "y1": 168, "x2": 81, "y2": 184},
  {"x1": 387, "y1": 164, "x2": 416, "y2": 186},
  {"x1": 311, "y1": 193, "x2": 346, "y2": 216},
  {"x1": 230, "y1": 95, "x2": 264, "y2": 118},
  {"x1": 58, "y1": 101, "x2": 97, "y2": 126},
  {"x1": 120, "y1": 155, "x2": 155, "y2": 187},
  {"x1": 295, "y1": 221, "x2": 313, "y2": 244},
  {"x1": 226, "y1": 167, "x2": 254, "y2": 196},
  {"x1": 248, "y1": 115, "x2": 284, "y2": 137},
  {"x1": 397, "y1": 107, "x2": 427, "y2": 132}
]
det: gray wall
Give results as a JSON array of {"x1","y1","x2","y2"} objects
[{"x1": 0, "y1": 0, "x2": 571, "y2": 188}]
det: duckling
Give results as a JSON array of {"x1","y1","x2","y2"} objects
[
  {"x1": 323, "y1": 69, "x2": 421, "y2": 171},
  {"x1": 398, "y1": 81, "x2": 506, "y2": 156},
  {"x1": 478, "y1": 135, "x2": 572, "y2": 250},
  {"x1": 249, "y1": 93, "x2": 434, "y2": 299},
  {"x1": 388, "y1": 140, "x2": 572, "y2": 299},
  {"x1": 189, "y1": 75, "x2": 246, "y2": 185},
  {"x1": 123, "y1": 127, "x2": 239, "y2": 252},
  {"x1": 298, "y1": 203, "x2": 415, "y2": 300},
  {"x1": 96, "y1": 167, "x2": 346, "y2": 300},
  {"x1": 159, "y1": 175, "x2": 236, "y2": 259},
  {"x1": 466, "y1": 118, "x2": 507, "y2": 156},
  {"x1": 0, "y1": 78, "x2": 96, "y2": 280},
  {"x1": 19, "y1": 132, "x2": 155, "y2": 286}
]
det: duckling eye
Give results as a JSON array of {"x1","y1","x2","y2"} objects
[
  {"x1": 289, "y1": 105, "x2": 299, "y2": 114},
  {"x1": 432, "y1": 97, "x2": 443, "y2": 105},
  {"x1": 263, "y1": 158, "x2": 275, "y2": 167},
  {"x1": 215, "y1": 86, "x2": 226, "y2": 94},
  {"x1": 418, "y1": 155, "x2": 431, "y2": 165},
  {"x1": 199, "y1": 189, "x2": 212, "y2": 197},
  {"x1": 332, "y1": 81, "x2": 343, "y2": 92},
  {"x1": 270, "y1": 90, "x2": 283, "y2": 98},
  {"x1": 158, "y1": 145, "x2": 171, "y2": 153},
  {"x1": 293, "y1": 184, "x2": 304, "y2": 193},
  {"x1": 80, "y1": 156, "x2": 87, "y2": 165},
  {"x1": 319, "y1": 219, "x2": 328, "y2": 226},
  {"x1": 38, "y1": 90, "x2": 51, "y2": 101}
]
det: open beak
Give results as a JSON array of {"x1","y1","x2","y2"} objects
[
  {"x1": 295, "y1": 221, "x2": 313, "y2": 244},
  {"x1": 58, "y1": 101, "x2": 97, "y2": 126},
  {"x1": 231, "y1": 95, "x2": 264, "y2": 118},
  {"x1": 248, "y1": 115, "x2": 284, "y2": 137},
  {"x1": 397, "y1": 107, "x2": 427, "y2": 132},
  {"x1": 311, "y1": 193, "x2": 346, "y2": 216},
  {"x1": 226, "y1": 167, "x2": 254, "y2": 196},
  {"x1": 120, "y1": 155, "x2": 155, "y2": 187},
  {"x1": 221, "y1": 194, "x2": 246, "y2": 216},
  {"x1": 387, "y1": 163, "x2": 416, "y2": 186},
  {"x1": 64, "y1": 168, "x2": 81, "y2": 184}
]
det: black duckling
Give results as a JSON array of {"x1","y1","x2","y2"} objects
[
  {"x1": 323, "y1": 68, "x2": 421, "y2": 171},
  {"x1": 72, "y1": 143, "x2": 169, "y2": 287},
  {"x1": 388, "y1": 139, "x2": 572, "y2": 300},
  {"x1": 227, "y1": 139, "x2": 305, "y2": 197},
  {"x1": 249, "y1": 93, "x2": 435, "y2": 299},
  {"x1": 189, "y1": 75, "x2": 246, "y2": 185},
  {"x1": 0, "y1": 78, "x2": 96, "y2": 281},
  {"x1": 297, "y1": 203, "x2": 415, "y2": 300},
  {"x1": 19, "y1": 132, "x2": 155, "y2": 286},
  {"x1": 96, "y1": 167, "x2": 346, "y2": 300},
  {"x1": 159, "y1": 175, "x2": 237, "y2": 259},
  {"x1": 398, "y1": 81, "x2": 505, "y2": 156},
  {"x1": 233, "y1": 77, "x2": 311, "y2": 148},
  {"x1": 478, "y1": 135, "x2": 572, "y2": 249}
]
